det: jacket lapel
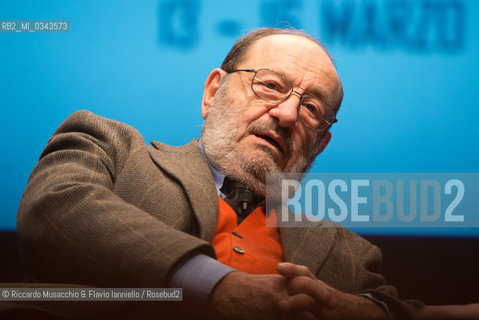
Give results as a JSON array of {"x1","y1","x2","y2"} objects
[
  {"x1": 148, "y1": 139, "x2": 218, "y2": 242},
  {"x1": 280, "y1": 215, "x2": 338, "y2": 276}
]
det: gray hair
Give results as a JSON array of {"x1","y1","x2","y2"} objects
[{"x1": 220, "y1": 28, "x2": 343, "y2": 112}]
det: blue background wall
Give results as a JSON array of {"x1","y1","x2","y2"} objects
[{"x1": 1, "y1": 0, "x2": 478, "y2": 236}]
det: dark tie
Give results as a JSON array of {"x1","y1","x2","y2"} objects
[{"x1": 220, "y1": 177, "x2": 264, "y2": 224}]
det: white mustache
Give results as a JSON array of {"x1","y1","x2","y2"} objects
[{"x1": 246, "y1": 119, "x2": 294, "y2": 155}]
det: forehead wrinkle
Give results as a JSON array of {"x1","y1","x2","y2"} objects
[
  {"x1": 280, "y1": 60, "x2": 339, "y2": 106},
  {"x1": 241, "y1": 34, "x2": 340, "y2": 105}
]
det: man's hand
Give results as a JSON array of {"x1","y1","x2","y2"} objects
[
  {"x1": 277, "y1": 262, "x2": 389, "y2": 320},
  {"x1": 208, "y1": 271, "x2": 307, "y2": 320}
]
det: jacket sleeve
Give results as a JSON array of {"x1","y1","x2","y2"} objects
[
  {"x1": 319, "y1": 227, "x2": 424, "y2": 320},
  {"x1": 17, "y1": 110, "x2": 215, "y2": 288}
]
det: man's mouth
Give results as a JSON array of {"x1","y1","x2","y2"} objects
[{"x1": 253, "y1": 133, "x2": 286, "y2": 154}]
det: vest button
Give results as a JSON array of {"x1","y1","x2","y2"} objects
[{"x1": 233, "y1": 246, "x2": 245, "y2": 254}]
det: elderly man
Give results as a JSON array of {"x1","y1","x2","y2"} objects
[{"x1": 17, "y1": 28, "x2": 421, "y2": 319}]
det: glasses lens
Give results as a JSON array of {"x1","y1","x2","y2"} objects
[
  {"x1": 251, "y1": 69, "x2": 292, "y2": 102},
  {"x1": 249, "y1": 68, "x2": 336, "y2": 132},
  {"x1": 299, "y1": 95, "x2": 334, "y2": 131}
]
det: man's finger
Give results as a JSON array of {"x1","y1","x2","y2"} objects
[
  {"x1": 278, "y1": 293, "x2": 315, "y2": 313},
  {"x1": 277, "y1": 262, "x2": 315, "y2": 279},
  {"x1": 285, "y1": 276, "x2": 337, "y2": 310}
]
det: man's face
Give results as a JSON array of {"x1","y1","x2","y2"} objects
[{"x1": 201, "y1": 34, "x2": 341, "y2": 195}]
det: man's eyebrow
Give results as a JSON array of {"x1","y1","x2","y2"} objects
[
  {"x1": 304, "y1": 87, "x2": 329, "y2": 101},
  {"x1": 278, "y1": 70, "x2": 332, "y2": 103}
]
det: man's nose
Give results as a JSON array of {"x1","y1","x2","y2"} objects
[{"x1": 268, "y1": 93, "x2": 300, "y2": 128}]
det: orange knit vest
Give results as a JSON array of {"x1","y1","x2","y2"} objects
[{"x1": 212, "y1": 197, "x2": 283, "y2": 274}]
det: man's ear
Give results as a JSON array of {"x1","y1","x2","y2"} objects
[
  {"x1": 201, "y1": 68, "x2": 226, "y2": 119},
  {"x1": 315, "y1": 131, "x2": 332, "y2": 156}
]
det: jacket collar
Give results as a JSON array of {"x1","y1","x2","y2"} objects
[{"x1": 148, "y1": 139, "x2": 218, "y2": 242}]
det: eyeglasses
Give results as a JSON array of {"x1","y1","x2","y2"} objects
[{"x1": 228, "y1": 68, "x2": 338, "y2": 132}]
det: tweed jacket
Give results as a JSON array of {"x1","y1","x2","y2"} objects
[{"x1": 17, "y1": 110, "x2": 422, "y2": 318}]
